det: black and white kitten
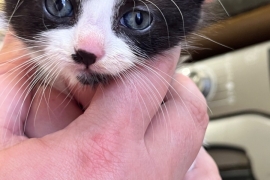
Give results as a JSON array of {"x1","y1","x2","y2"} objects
[{"x1": 3, "y1": 0, "x2": 204, "y2": 92}]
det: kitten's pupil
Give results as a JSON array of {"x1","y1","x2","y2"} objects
[
  {"x1": 55, "y1": 0, "x2": 64, "y2": 12},
  {"x1": 45, "y1": 0, "x2": 73, "y2": 18},
  {"x1": 135, "y1": 12, "x2": 143, "y2": 25},
  {"x1": 121, "y1": 11, "x2": 152, "y2": 30}
]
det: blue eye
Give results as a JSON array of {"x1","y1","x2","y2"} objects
[
  {"x1": 45, "y1": 0, "x2": 73, "y2": 18},
  {"x1": 121, "y1": 11, "x2": 153, "y2": 30}
]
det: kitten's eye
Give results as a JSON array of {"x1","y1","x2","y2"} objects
[
  {"x1": 45, "y1": 0, "x2": 73, "y2": 18},
  {"x1": 121, "y1": 11, "x2": 152, "y2": 30}
]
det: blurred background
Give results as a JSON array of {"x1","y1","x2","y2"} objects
[{"x1": 179, "y1": 0, "x2": 270, "y2": 179}]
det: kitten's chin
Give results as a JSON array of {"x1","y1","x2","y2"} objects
[{"x1": 76, "y1": 72, "x2": 112, "y2": 86}]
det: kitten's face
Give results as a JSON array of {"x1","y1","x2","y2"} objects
[{"x1": 4, "y1": 0, "x2": 204, "y2": 88}]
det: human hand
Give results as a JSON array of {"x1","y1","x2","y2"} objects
[
  {"x1": 184, "y1": 147, "x2": 221, "y2": 180},
  {"x1": 0, "y1": 33, "x2": 217, "y2": 179}
]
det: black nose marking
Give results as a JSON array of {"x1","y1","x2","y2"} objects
[{"x1": 72, "y1": 50, "x2": 97, "y2": 67}]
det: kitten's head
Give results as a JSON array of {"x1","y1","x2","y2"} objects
[{"x1": 4, "y1": 0, "x2": 204, "y2": 88}]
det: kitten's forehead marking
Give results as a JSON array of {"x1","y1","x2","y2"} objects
[
  {"x1": 76, "y1": 0, "x2": 120, "y2": 43},
  {"x1": 79, "y1": 0, "x2": 122, "y2": 24}
]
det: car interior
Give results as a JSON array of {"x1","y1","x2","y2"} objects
[
  {"x1": 179, "y1": 0, "x2": 270, "y2": 179},
  {"x1": 0, "y1": 0, "x2": 270, "y2": 179}
]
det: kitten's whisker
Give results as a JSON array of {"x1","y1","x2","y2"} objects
[
  {"x1": 217, "y1": 0, "x2": 230, "y2": 16},
  {"x1": 30, "y1": 64, "x2": 61, "y2": 127},
  {"x1": 0, "y1": 53, "x2": 51, "y2": 99},
  {"x1": 23, "y1": 55, "x2": 62, "y2": 133},
  {"x1": 118, "y1": 69, "x2": 154, "y2": 133},
  {"x1": 6, "y1": 0, "x2": 24, "y2": 32},
  {"x1": 6, "y1": 31, "x2": 48, "y2": 44},
  {"x1": 0, "y1": 56, "x2": 44, "y2": 104},
  {"x1": 44, "y1": 65, "x2": 76, "y2": 116},
  {"x1": 191, "y1": 32, "x2": 233, "y2": 50},
  {"x1": 136, "y1": 62, "x2": 197, "y2": 142},
  {"x1": 143, "y1": 60, "x2": 212, "y2": 114},
  {"x1": 1, "y1": 54, "x2": 59, "y2": 138},
  {"x1": 170, "y1": 0, "x2": 191, "y2": 57},
  {"x1": 1, "y1": 54, "x2": 47, "y2": 129},
  {"x1": 0, "y1": 49, "x2": 47, "y2": 67},
  {"x1": 143, "y1": 0, "x2": 170, "y2": 47},
  {"x1": 0, "y1": 44, "x2": 47, "y2": 54},
  {"x1": 127, "y1": 65, "x2": 173, "y2": 140},
  {"x1": 137, "y1": 1, "x2": 152, "y2": 45},
  {"x1": 2, "y1": 65, "x2": 41, "y2": 140},
  {"x1": 42, "y1": 13, "x2": 49, "y2": 31},
  {"x1": 131, "y1": 0, "x2": 136, "y2": 11},
  {"x1": 45, "y1": 67, "x2": 66, "y2": 109},
  {"x1": 3, "y1": 57, "x2": 54, "y2": 135},
  {"x1": 23, "y1": 72, "x2": 48, "y2": 134},
  {"x1": 0, "y1": 51, "x2": 47, "y2": 78}
]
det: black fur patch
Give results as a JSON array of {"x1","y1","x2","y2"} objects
[
  {"x1": 4, "y1": 0, "x2": 81, "y2": 43},
  {"x1": 5, "y1": 0, "x2": 203, "y2": 57},
  {"x1": 4, "y1": 0, "x2": 204, "y2": 58},
  {"x1": 114, "y1": 0, "x2": 204, "y2": 58},
  {"x1": 77, "y1": 73, "x2": 111, "y2": 86}
]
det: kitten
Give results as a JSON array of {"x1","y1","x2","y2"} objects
[
  {"x1": 1, "y1": 0, "x2": 207, "y2": 138},
  {"x1": 2, "y1": 0, "x2": 204, "y2": 92}
]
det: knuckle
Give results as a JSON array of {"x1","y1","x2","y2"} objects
[
  {"x1": 186, "y1": 97, "x2": 209, "y2": 130},
  {"x1": 175, "y1": 74, "x2": 209, "y2": 130}
]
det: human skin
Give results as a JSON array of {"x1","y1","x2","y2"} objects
[{"x1": 0, "y1": 33, "x2": 221, "y2": 179}]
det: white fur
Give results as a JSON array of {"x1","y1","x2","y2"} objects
[{"x1": 36, "y1": 0, "x2": 137, "y2": 89}]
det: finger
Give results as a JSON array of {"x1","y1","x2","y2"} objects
[
  {"x1": 184, "y1": 148, "x2": 221, "y2": 180},
  {"x1": 0, "y1": 71, "x2": 30, "y2": 149},
  {"x1": 24, "y1": 76, "x2": 97, "y2": 137},
  {"x1": 0, "y1": 33, "x2": 31, "y2": 148},
  {"x1": 25, "y1": 86, "x2": 83, "y2": 138},
  {"x1": 68, "y1": 84, "x2": 97, "y2": 110},
  {"x1": 145, "y1": 74, "x2": 209, "y2": 179},
  {"x1": 1, "y1": 32, "x2": 97, "y2": 139},
  {"x1": 76, "y1": 47, "x2": 181, "y2": 139}
]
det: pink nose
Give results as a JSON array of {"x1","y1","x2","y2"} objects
[{"x1": 77, "y1": 36, "x2": 105, "y2": 60}]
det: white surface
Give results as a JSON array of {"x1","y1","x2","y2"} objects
[{"x1": 206, "y1": 115, "x2": 270, "y2": 180}]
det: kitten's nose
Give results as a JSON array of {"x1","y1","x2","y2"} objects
[{"x1": 72, "y1": 50, "x2": 97, "y2": 67}]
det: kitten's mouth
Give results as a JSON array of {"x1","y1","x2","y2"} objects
[{"x1": 76, "y1": 72, "x2": 111, "y2": 86}]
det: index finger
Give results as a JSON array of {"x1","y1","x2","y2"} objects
[
  {"x1": 184, "y1": 148, "x2": 221, "y2": 180},
  {"x1": 0, "y1": 32, "x2": 32, "y2": 148}
]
